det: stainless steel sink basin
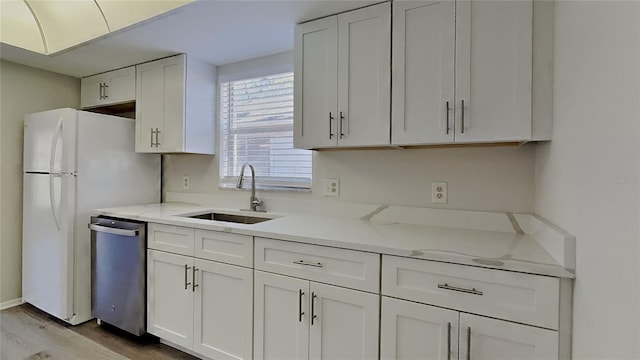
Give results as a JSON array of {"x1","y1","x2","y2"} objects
[{"x1": 185, "y1": 212, "x2": 272, "y2": 224}]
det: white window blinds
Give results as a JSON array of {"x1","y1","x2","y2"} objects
[{"x1": 219, "y1": 72, "x2": 312, "y2": 189}]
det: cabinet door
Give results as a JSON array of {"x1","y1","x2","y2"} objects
[
  {"x1": 254, "y1": 271, "x2": 309, "y2": 360},
  {"x1": 294, "y1": 16, "x2": 338, "y2": 149},
  {"x1": 337, "y1": 2, "x2": 390, "y2": 147},
  {"x1": 309, "y1": 282, "x2": 379, "y2": 360},
  {"x1": 194, "y1": 259, "x2": 253, "y2": 360},
  {"x1": 104, "y1": 66, "x2": 135, "y2": 105},
  {"x1": 391, "y1": 0, "x2": 455, "y2": 145},
  {"x1": 136, "y1": 60, "x2": 165, "y2": 152},
  {"x1": 455, "y1": 0, "x2": 533, "y2": 142},
  {"x1": 136, "y1": 55, "x2": 186, "y2": 152},
  {"x1": 459, "y1": 313, "x2": 558, "y2": 360},
  {"x1": 147, "y1": 250, "x2": 194, "y2": 349},
  {"x1": 381, "y1": 297, "x2": 458, "y2": 360},
  {"x1": 80, "y1": 74, "x2": 105, "y2": 109}
]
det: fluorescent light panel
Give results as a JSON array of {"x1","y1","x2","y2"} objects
[{"x1": 0, "y1": 0, "x2": 192, "y2": 55}]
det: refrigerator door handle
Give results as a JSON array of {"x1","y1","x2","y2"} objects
[
  {"x1": 48, "y1": 115, "x2": 64, "y2": 231},
  {"x1": 49, "y1": 115, "x2": 64, "y2": 174},
  {"x1": 49, "y1": 174, "x2": 61, "y2": 231}
]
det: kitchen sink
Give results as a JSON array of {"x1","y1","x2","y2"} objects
[{"x1": 183, "y1": 212, "x2": 273, "y2": 224}]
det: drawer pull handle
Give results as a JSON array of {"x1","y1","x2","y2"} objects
[
  {"x1": 293, "y1": 260, "x2": 323, "y2": 268},
  {"x1": 311, "y1": 292, "x2": 317, "y2": 325},
  {"x1": 467, "y1": 326, "x2": 472, "y2": 360},
  {"x1": 298, "y1": 289, "x2": 305, "y2": 322},
  {"x1": 438, "y1": 283, "x2": 483, "y2": 296},
  {"x1": 192, "y1": 267, "x2": 199, "y2": 292},
  {"x1": 447, "y1": 322, "x2": 452, "y2": 360},
  {"x1": 184, "y1": 264, "x2": 192, "y2": 290}
]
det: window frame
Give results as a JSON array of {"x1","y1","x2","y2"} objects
[{"x1": 217, "y1": 52, "x2": 312, "y2": 191}]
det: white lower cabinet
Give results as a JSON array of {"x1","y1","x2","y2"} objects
[
  {"x1": 459, "y1": 313, "x2": 558, "y2": 360},
  {"x1": 381, "y1": 297, "x2": 458, "y2": 360},
  {"x1": 254, "y1": 270, "x2": 379, "y2": 360},
  {"x1": 381, "y1": 296, "x2": 558, "y2": 360},
  {"x1": 148, "y1": 249, "x2": 253, "y2": 360},
  {"x1": 147, "y1": 250, "x2": 194, "y2": 348}
]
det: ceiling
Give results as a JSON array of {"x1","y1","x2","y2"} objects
[{"x1": 0, "y1": 0, "x2": 377, "y2": 78}]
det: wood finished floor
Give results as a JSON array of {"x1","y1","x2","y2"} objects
[{"x1": 1, "y1": 304, "x2": 199, "y2": 360}]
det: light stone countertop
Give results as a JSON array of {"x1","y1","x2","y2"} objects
[{"x1": 94, "y1": 201, "x2": 575, "y2": 278}]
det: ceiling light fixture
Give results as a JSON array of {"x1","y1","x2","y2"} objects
[{"x1": 0, "y1": 0, "x2": 193, "y2": 55}]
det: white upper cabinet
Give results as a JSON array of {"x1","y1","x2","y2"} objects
[
  {"x1": 393, "y1": 0, "x2": 548, "y2": 145},
  {"x1": 392, "y1": 0, "x2": 455, "y2": 145},
  {"x1": 81, "y1": 66, "x2": 135, "y2": 109},
  {"x1": 135, "y1": 54, "x2": 217, "y2": 154},
  {"x1": 294, "y1": 2, "x2": 390, "y2": 149},
  {"x1": 455, "y1": 0, "x2": 533, "y2": 142},
  {"x1": 294, "y1": 16, "x2": 338, "y2": 149}
]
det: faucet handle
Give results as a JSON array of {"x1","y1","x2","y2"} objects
[{"x1": 252, "y1": 199, "x2": 264, "y2": 206}]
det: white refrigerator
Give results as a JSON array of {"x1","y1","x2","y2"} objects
[{"x1": 22, "y1": 108, "x2": 160, "y2": 325}]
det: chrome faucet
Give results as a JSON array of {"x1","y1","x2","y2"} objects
[{"x1": 236, "y1": 163, "x2": 264, "y2": 212}]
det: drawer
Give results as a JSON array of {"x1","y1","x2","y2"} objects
[
  {"x1": 382, "y1": 255, "x2": 559, "y2": 330},
  {"x1": 255, "y1": 238, "x2": 380, "y2": 293},
  {"x1": 194, "y1": 229, "x2": 253, "y2": 268},
  {"x1": 148, "y1": 223, "x2": 195, "y2": 256}
]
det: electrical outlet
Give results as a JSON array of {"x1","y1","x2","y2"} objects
[
  {"x1": 183, "y1": 176, "x2": 190, "y2": 190},
  {"x1": 431, "y1": 181, "x2": 448, "y2": 204},
  {"x1": 323, "y1": 178, "x2": 340, "y2": 197}
]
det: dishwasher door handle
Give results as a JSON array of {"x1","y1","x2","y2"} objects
[{"x1": 89, "y1": 223, "x2": 139, "y2": 237}]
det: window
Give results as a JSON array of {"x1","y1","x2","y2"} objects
[{"x1": 219, "y1": 72, "x2": 312, "y2": 190}]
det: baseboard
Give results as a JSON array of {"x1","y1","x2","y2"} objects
[{"x1": 0, "y1": 298, "x2": 23, "y2": 310}]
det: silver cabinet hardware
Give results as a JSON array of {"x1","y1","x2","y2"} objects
[
  {"x1": 293, "y1": 260, "x2": 323, "y2": 268},
  {"x1": 466, "y1": 326, "x2": 471, "y2": 360},
  {"x1": 329, "y1": 112, "x2": 334, "y2": 139},
  {"x1": 461, "y1": 99, "x2": 465, "y2": 134},
  {"x1": 339, "y1": 111, "x2": 345, "y2": 139},
  {"x1": 150, "y1": 128, "x2": 155, "y2": 147},
  {"x1": 192, "y1": 267, "x2": 199, "y2": 292},
  {"x1": 447, "y1": 322, "x2": 452, "y2": 360},
  {"x1": 437, "y1": 283, "x2": 483, "y2": 296},
  {"x1": 99, "y1": 83, "x2": 104, "y2": 100},
  {"x1": 184, "y1": 264, "x2": 192, "y2": 290},
  {"x1": 88, "y1": 223, "x2": 138, "y2": 237},
  {"x1": 155, "y1": 128, "x2": 161, "y2": 147},
  {"x1": 103, "y1": 83, "x2": 109, "y2": 99},
  {"x1": 446, "y1": 101, "x2": 450, "y2": 134},
  {"x1": 298, "y1": 289, "x2": 305, "y2": 322},
  {"x1": 311, "y1": 292, "x2": 317, "y2": 325}
]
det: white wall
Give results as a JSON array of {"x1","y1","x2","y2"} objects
[
  {"x1": 0, "y1": 60, "x2": 79, "y2": 305},
  {"x1": 535, "y1": 1, "x2": 640, "y2": 359},
  {"x1": 164, "y1": 144, "x2": 536, "y2": 213}
]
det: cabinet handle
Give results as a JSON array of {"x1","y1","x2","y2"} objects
[
  {"x1": 311, "y1": 292, "x2": 317, "y2": 325},
  {"x1": 192, "y1": 267, "x2": 198, "y2": 292},
  {"x1": 103, "y1": 83, "x2": 109, "y2": 99},
  {"x1": 445, "y1": 101, "x2": 450, "y2": 134},
  {"x1": 293, "y1": 260, "x2": 323, "y2": 268},
  {"x1": 438, "y1": 283, "x2": 483, "y2": 296},
  {"x1": 150, "y1": 128, "x2": 155, "y2": 147},
  {"x1": 339, "y1": 111, "x2": 345, "y2": 139},
  {"x1": 447, "y1": 322, "x2": 452, "y2": 360},
  {"x1": 461, "y1": 99, "x2": 465, "y2": 134},
  {"x1": 184, "y1": 264, "x2": 191, "y2": 290},
  {"x1": 298, "y1": 289, "x2": 305, "y2": 322},
  {"x1": 100, "y1": 83, "x2": 105, "y2": 100},
  {"x1": 329, "y1": 112, "x2": 334, "y2": 139},
  {"x1": 155, "y1": 128, "x2": 161, "y2": 147},
  {"x1": 466, "y1": 326, "x2": 472, "y2": 360}
]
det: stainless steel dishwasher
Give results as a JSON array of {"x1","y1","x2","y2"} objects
[{"x1": 89, "y1": 216, "x2": 146, "y2": 336}]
